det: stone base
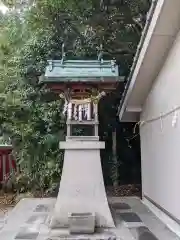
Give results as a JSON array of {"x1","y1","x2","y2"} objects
[
  {"x1": 50, "y1": 140, "x2": 114, "y2": 229},
  {"x1": 0, "y1": 199, "x2": 117, "y2": 240},
  {"x1": 47, "y1": 228, "x2": 116, "y2": 240},
  {"x1": 1, "y1": 197, "x2": 177, "y2": 240}
]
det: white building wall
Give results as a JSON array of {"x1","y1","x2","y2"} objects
[{"x1": 140, "y1": 30, "x2": 180, "y2": 221}]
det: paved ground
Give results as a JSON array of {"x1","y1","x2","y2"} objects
[
  {"x1": 110, "y1": 197, "x2": 180, "y2": 240},
  {"x1": 0, "y1": 197, "x2": 179, "y2": 240}
]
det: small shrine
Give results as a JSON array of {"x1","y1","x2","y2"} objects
[{"x1": 40, "y1": 45, "x2": 121, "y2": 236}]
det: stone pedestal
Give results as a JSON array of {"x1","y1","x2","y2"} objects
[{"x1": 49, "y1": 138, "x2": 115, "y2": 229}]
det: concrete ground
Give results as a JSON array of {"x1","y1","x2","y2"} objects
[
  {"x1": 110, "y1": 197, "x2": 180, "y2": 240},
  {"x1": 0, "y1": 197, "x2": 179, "y2": 240}
]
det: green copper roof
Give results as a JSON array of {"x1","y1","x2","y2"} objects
[{"x1": 40, "y1": 60, "x2": 121, "y2": 83}]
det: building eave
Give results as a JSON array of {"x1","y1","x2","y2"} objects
[
  {"x1": 118, "y1": 0, "x2": 180, "y2": 122},
  {"x1": 118, "y1": 0, "x2": 159, "y2": 121}
]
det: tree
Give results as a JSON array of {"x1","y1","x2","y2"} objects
[
  {"x1": 0, "y1": 0, "x2": 150, "y2": 193},
  {"x1": 0, "y1": 10, "x2": 65, "y2": 194}
]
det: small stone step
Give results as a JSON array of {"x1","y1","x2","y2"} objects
[{"x1": 68, "y1": 212, "x2": 95, "y2": 234}]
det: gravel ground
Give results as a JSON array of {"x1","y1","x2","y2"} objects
[{"x1": 106, "y1": 184, "x2": 141, "y2": 197}]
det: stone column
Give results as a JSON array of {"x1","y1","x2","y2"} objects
[{"x1": 49, "y1": 137, "x2": 115, "y2": 229}]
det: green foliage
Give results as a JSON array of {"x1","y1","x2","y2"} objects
[
  {"x1": 0, "y1": 10, "x2": 66, "y2": 194},
  {"x1": 0, "y1": 0, "x2": 150, "y2": 192}
]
